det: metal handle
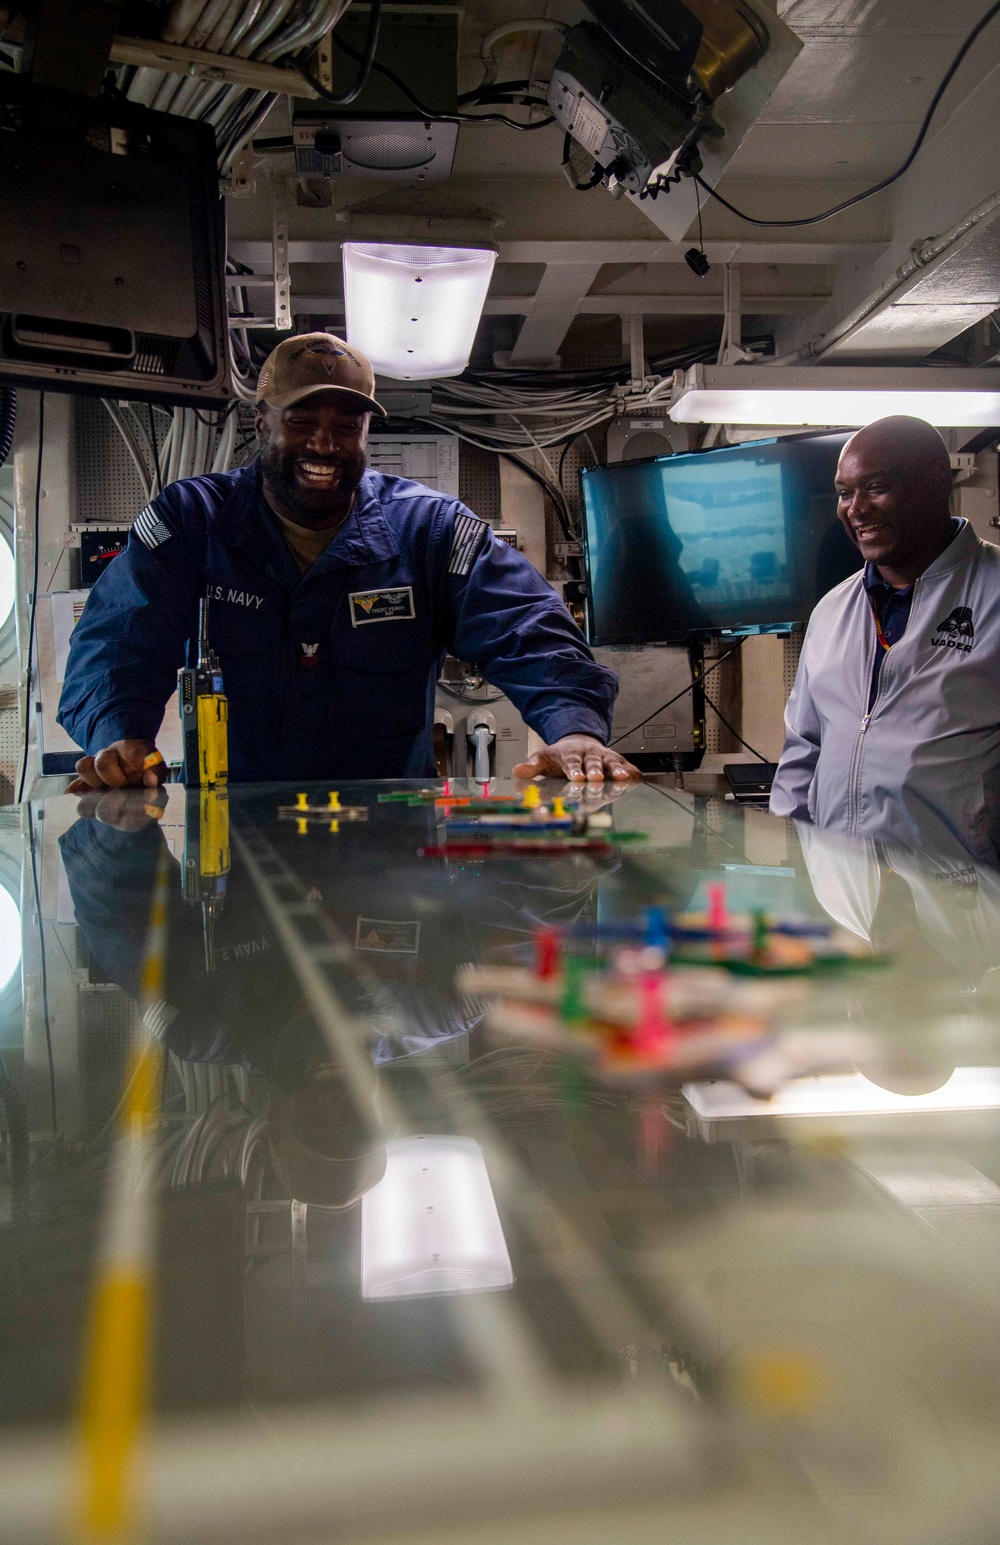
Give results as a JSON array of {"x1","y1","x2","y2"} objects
[{"x1": 469, "y1": 724, "x2": 493, "y2": 783}]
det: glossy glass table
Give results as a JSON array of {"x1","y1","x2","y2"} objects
[{"x1": 0, "y1": 779, "x2": 998, "y2": 1545}]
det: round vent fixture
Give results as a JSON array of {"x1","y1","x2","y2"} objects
[
  {"x1": 343, "y1": 132, "x2": 436, "y2": 171},
  {"x1": 620, "y1": 429, "x2": 672, "y2": 462}
]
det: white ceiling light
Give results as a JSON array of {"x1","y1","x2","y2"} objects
[
  {"x1": 343, "y1": 243, "x2": 496, "y2": 381},
  {"x1": 668, "y1": 365, "x2": 1000, "y2": 427},
  {"x1": 362, "y1": 1134, "x2": 513, "y2": 1301}
]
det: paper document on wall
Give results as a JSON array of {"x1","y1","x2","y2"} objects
[{"x1": 50, "y1": 589, "x2": 89, "y2": 683}]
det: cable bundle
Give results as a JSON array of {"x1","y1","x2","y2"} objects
[
  {"x1": 102, "y1": 401, "x2": 239, "y2": 501},
  {"x1": 119, "y1": 0, "x2": 349, "y2": 176}
]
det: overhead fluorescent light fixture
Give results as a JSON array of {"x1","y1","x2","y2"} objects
[
  {"x1": 361, "y1": 1135, "x2": 514, "y2": 1301},
  {"x1": 684, "y1": 1068, "x2": 1000, "y2": 1123},
  {"x1": 668, "y1": 365, "x2": 1000, "y2": 428},
  {"x1": 343, "y1": 243, "x2": 496, "y2": 381}
]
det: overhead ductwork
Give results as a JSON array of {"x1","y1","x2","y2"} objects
[{"x1": 782, "y1": 191, "x2": 1000, "y2": 363}]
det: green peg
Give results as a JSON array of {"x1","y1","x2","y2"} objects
[{"x1": 560, "y1": 954, "x2": 588, "y2": 1023}]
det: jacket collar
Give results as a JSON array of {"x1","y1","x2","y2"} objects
[
  {"x1": 306, "y1": 470, "x2": 399, "y2": 575},
  {"x1": 209, "y1": 465, "x2": 399, "y2": 584},
  {"x1": 920, "y1": 517, "x2": 977, "y2": 581}
]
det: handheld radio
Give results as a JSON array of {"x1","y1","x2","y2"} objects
[
  {"x1": 179, "y1": 597, "x2": 228, "y2": 787},
  {"x1": 183, "y1": 787, "x2": 230, "y2": 974}
]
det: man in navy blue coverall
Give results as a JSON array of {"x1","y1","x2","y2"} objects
[{"x1": 59, "y1": 333, "x2": 638, "y2": 791}]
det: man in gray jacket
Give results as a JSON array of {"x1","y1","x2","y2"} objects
[{"x1": 770, "y1": 415, "x2": 1000, "y2": 862}]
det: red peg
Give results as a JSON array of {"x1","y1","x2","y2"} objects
[{"x1": 535, "y1": 927, "x2": 560, "y2": 979}]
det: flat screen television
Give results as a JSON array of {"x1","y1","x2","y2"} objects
[
  {"x1": 0, "y1": 75, "x2": 230, "y2": 406},
  {"x1": 581, "y1": 431, "x2": 863, "y2": 645}
]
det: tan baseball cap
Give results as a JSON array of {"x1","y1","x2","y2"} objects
[{"x1": 255, "y1": 332, "x2": 387, "y2": 417}]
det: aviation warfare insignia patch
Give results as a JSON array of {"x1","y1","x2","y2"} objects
[{"x1": 348, "y1": 586, "x2": 416, "y2": 625}]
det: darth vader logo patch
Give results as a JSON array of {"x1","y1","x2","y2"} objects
[
  {"x1": 932, "y1": 606, "x2": 974, "y2": 654},
  {"x1": 348, "y1": 586, "x2": 415, "y2": 625}
]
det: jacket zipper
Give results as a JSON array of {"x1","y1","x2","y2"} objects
[{"x1": 847, "y1": 574, "x2": 922, "y2": 836}]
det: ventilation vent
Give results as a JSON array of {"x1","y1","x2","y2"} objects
[{"x1": 133, "y1": 336, "x2": 179, "y2": 375}]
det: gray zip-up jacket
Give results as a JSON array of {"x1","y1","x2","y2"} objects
[{"x1": 770, "y1": 520, "x2": 1000, "y2": 862}]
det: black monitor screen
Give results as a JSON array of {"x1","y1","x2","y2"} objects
[{"x1": 581, "y1": 432, "x2": 862, "y2": 645}]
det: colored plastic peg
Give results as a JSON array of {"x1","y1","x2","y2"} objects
[
  {"x1": 442, "y1": 778, "x2": 452, "y2": 796},
  {"x1": 522, "y1": 784, "x2": 541, "y2": 809},
  {"x1": 560, "y1": 955, "x2": 588, "y2": 1022},
  {"x1": 751, "y1": 910, "x2": 770, "y2": 957},
  {"x1": 535, "y1": 926, "x2": 560, "y2": 979},
  {"x1": 707, "y1": 881, "x2": 729, "y2": 933},
  {"x1": 295, "y1": 792, "x2": 309, "y2": 811},
  {"x1": 329, "y1": 819, "x2": 340, "y2": 834},
  {"x1": 644, "y1": 906, "x2": 669, "y2": 952},
  {"x1": 552, "y1": 797, "x2": 566, "y2": 818},
  {"x1": 328, "y1": 791, "x2": 342, "y2": 812},
  {"x1": 635, "y1": 970, "x2": 674, "y2": 1048},
  {"x1": 296, "y1": 817, "x2": 308, "y2": 836}
]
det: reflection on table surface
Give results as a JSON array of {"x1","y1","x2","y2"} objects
[{"x1": 1, "y1": 778, "x2": 999, "y2": 1544}]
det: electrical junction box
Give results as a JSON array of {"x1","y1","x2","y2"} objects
[{"x1": 591, "y1": 643, "x2": 696, "y2": 765}]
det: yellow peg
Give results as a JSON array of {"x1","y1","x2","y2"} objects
[
  {"x1": 329, "y1": 819, "x2": 340, "y2": 834},
  {"x1": 552, "y1": 797, "x2": 566, "y2": 818},
  {"x1": 296, "y1": 817, "x2": 308, "y2": 836},
  {"x1": 295, "y1": 792, "x2": 309, "y2": 811},
  {"x1": 523, "y1": 785, "x2": 541, "y2": 809},
  {"x1": 328, "y1": 790, "x2": 342, "y2": 811}
]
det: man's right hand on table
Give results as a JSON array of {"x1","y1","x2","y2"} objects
[{"x1": 67, "y1": 739, "x2": 167, "y2": 795}]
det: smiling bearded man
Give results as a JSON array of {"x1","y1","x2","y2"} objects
[
  {"x1": 770, "y1": 414, "x2": 1000, "y2": 862},
  {"x1": 59, "y1": 333, "x2": 638, "y2": 789}
]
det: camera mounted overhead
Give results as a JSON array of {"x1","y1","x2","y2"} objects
[{"x1": 548, "y1": 0, "x2": 768, "y2": 200}]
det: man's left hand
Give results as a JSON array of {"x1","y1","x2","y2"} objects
[{"x1": 513, "y1": 735, "x2": 640, "y2": 783}]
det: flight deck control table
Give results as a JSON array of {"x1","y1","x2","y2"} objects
[{"x1": 1, "y1": 779, "x2": 1000, "y2": 1545}]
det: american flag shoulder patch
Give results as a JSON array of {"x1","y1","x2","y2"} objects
[
  {"x1": 448, "y1": 512, "x2": 489, "y2": 576},
  {"x1": 142, "y1": 998, "x2": 178, "y2": 1041},
  {"x1": 133, "y1": 504, "x2": 173, "y2": 550}
]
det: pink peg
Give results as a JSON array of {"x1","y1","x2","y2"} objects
[
  {"x1": 635, "y1": 970, "x2": 675, "y2": 1050},
  {"x1": 707, "y1": 881, "x2": 729, "y2": 933}
]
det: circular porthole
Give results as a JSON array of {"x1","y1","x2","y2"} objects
[{"x1": 0, "y1": 882, "x2": 19, "y2": 995}]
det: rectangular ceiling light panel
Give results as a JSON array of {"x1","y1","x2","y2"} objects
[
  {"x1": 668, "y1": 365, "x2": 1000, "y2": 427},
  {"x1": 362, "y1": 1135, "x2": 514, "y2": 1301},
  {"x1": 343, "y1": 243, "x2": 496, "y2": 381}
]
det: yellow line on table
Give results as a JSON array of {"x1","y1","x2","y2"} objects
[{"x1": 72, "y1": 848, "x2": 171, "y2": 1542}]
